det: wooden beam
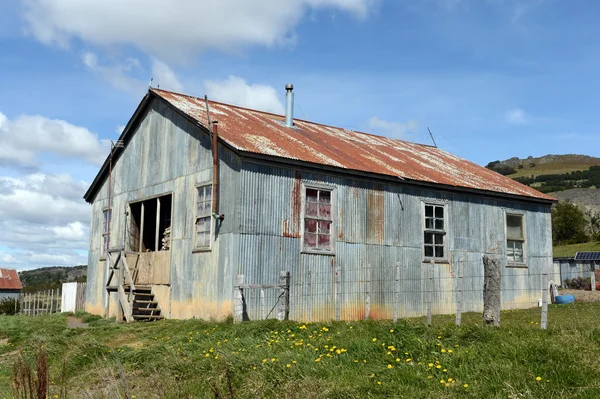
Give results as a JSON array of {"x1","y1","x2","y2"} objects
[
  {"x1": 139, "y1": 202, "x2": 145, "y2": 252},
  {"x1": 155, "y1": 197, "x2": 161, "y2": 251},
  {"x1": 118, "y1": 285, "x2": 134, "y2": 322}
]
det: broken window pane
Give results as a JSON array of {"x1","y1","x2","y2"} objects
[
  {"x1": 318, "y1": 234, "x2": 331, "y2": 250},
  {"x1": 304, "y1": 233, "x2": 317, "y2": 248}
]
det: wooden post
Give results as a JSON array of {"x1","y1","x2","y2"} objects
[
  {"x1": 335, "y1": 266, "x2": 341, "y2": 321},
  {"x1": 365, "y1": 265, "x2": 371, "y2": 320},
  {"x1": 591, "y1": 270, "x2": 596, "y2": 292},
  {"x1": 139, "y1": 202, "x2": 145, "y2": 252},
  {"x1": 307, "y1": 271, "x2": 312, "y2": 323},
  {"x1": 541, "y1": 273, "x2": 548, "y2": 330},
  {"x1": 278, "y1": 271, "x2": 290, "y2": 321},
  {"x1": 393, "y1": 264, "x2": 399, "y2": 323},
  {"x1": 35, "y1": 293, "x2": 39, "y2": 316},
  {"x1": 260, "y1": 289, "x2": 265, "y2": 320},
  {"x1": 234, "y1": 274, "x2": 244, "y2": 322},
  {"x1": 155, "y1": 197, "x2": 161, "y2": 251},
  {"x1": 427, "y1": 275, "x2": 433, "y2": 326},
  {"x1": 456, "y1": 257, "x2": 464, "y2": 326},
  {"x1": 117, "y1": 259, "x2": 124, "y2": 322},
  {"x1": 482, "y1": 255, "x2": 501, "y2": 326},
  {"x1": 50, "y1": 289, "x2": 54, "y2": 313}
]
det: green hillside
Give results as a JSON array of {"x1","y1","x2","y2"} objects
[{"x1": 19, "y1": 265, "x2": 87, "y2": 292}]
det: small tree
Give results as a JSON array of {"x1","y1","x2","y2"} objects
[{"x1": 552, "y1": 201, "x2": 589, "y2": 245}]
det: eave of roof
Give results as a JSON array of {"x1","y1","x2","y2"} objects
[{"x1": 84, "y1": 88, "x2": 557, "y2": 204}]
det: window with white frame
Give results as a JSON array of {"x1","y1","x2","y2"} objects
[
  {"x1": 506, "y1": 214, "x2": 525, "y2": 263},
  {"x1": 423, "y1": 203, "x2": 446, "y2": 260},
  {"x1": 102, "y1": 209, "x2": 111, "y2": 258},
  {"x1": 196, "y1": 184, "x2": 213, "y2": 248},
  {"x1": 303, "y1": 187, "x2": 334, "y2": 252}
]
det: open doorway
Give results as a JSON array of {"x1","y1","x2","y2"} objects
[{"x1": 129, "y1": 194, "x2": 172, "y2": 252}]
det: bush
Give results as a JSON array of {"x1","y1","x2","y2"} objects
[
  {"x1": 0, "y1": 297, "x2": 19, "y2": 315},
  {"x1": 564, "y1": 277, "x2": 592, "y2": 291}
]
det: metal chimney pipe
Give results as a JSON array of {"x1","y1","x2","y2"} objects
[{"x1": 285, "y1": 84, "x2": 294, "y2": 127}]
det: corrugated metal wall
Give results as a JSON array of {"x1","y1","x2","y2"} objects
[
  {"x1": 553, "y1": 259, "x2": 598, "y2": 286},
  {"x1": 235, "y1": 162, "x2": 553, "y2": 321}
]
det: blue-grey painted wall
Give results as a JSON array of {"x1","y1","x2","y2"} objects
[{"x1": 86, "y1": 99, "x2": 554, "y2": 321}]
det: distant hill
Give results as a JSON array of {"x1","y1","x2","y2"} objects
[
  {"x1": 487, "y1": 154, "x2": 600, "y2": 179},
  {"x1": 19, "y1": 265, "x2": 87, "y2": 293}
]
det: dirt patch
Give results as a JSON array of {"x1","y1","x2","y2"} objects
[
  {"x1": 560, "y1": 289, "x2": 600, "y2": 302},
  {"x1": 67, "y1": 316, "x2": 89, "y2": 329},
  {"x1": 0, "y1": 338, "x2": 8, "y2": 345}
]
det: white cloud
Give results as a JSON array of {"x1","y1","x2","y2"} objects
[
  {"x1": 81, "y1": 51, "x2": 145, "y2": 95},
  {"x1": 151, "y1": 58, "x2": 183, "y2": 92},
  {"x1": 0, "y1": 110, "x2": 109, "y2": 168},
  {"x1": 0, "y1": 173, "x2": 90, "y2": 270},
  {"x1": 204, "y1": 76, "x2": 285, "y2": 114},
  {"x1": 367, "y1": 117, "x2": 418, "y2": 138},
  {"x1": 24, "y1": 0, "x2": 376, "y2": 62},
  {"x1": 505, "y1": 108, "x2": 529, "y2": 125}
]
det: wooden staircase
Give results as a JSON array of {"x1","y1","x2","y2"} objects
[
  {"x1": 130, "y1": 286, "x2": 163, "y2": 321},
  {"x1": 106, "y1": 251, "x2": 164, "y2": 322}
]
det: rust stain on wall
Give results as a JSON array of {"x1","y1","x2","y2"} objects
[
  {"x1": 367, "y1": 189, "x2": 384, "y2": 244},
  {"x1": 283, "y1": 172, "x2": 302, "y2": 238}
]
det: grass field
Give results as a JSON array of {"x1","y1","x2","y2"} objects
[
  {"x1": 553, "y1": 241, "x2": 600, "y2": 257},
  {"x1": 1, "y1": 303, "x2": 600, "y2": 398}
]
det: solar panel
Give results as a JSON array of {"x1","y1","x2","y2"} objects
[{"x1": 574, "y1": 252, "x2": 600, "y2": 261}]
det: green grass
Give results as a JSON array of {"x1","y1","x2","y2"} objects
[
  {"x1": 508, "y1": 162, "x2": 600, "y2": 179},
  {"x1": 1, "y1": 304, "x2": 600, "y2": 398},
  {"x1": 553, "y1": 241, "x2": 600, "y2": 257}
]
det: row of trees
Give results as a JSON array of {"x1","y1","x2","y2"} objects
[{"x1": 552, "y1": 201, "x2": 600, "y2": 245}]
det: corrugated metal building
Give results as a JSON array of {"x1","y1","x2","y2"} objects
[
  {"x1": 553, "y1": 255, "x2": 600, "y2": 286},
  {"x1": 0, "y1": 268, "x2": 23, "y2": 300},
  {"x1": 83, "y1": 87, "x2": 556, "y2": 321}
]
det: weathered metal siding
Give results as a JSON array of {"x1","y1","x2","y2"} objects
[
  {"x1": 236, "y1": 161, "x2": 553, "y2": 321},
  {"x1": 553, "y1": 259, "x2": 597, "y2": 286},
  {"x1": 86, "y1": 98, "x2": 240, "y2": 319}
]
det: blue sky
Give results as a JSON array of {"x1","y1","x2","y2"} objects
[{"x1": 1, "y1": 0, "x2": 599, "y2": 270}]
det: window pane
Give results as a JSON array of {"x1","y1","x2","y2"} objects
[
  {"x1": 506, "y1": 215, "x2": 523, "y2": 240},
  {"x1": 205, "y1": 186, "x2": 212, "y2": 201},
  {"x1": 435, "y1": 219, "x2": 444, "y2": 230},
  {"x1": 197, "y1": 218, "x2": 205, "y2": 232},
  {"x1": 424, "y1": 232, "x2": 433, "y2": 244},
  {"x1": 435, "y1": 246, "x2": 444, "y2": 258},
  {"x1": 508, "y1": 240, "x2": 523, "y2": 262},
  {"x1": 425, "y1": 205, "x2": 433, "y2": 217},
  {"x1": 305, "y1": 219, "x2": 317, "y2": 233},
  {"x1": 304, "y1": 233, "x2": 317, "y2": 248},
  {"x1": 318, "y1": 234, "x2": 331, "y2": 250},
  {"x1": 319, "y1": 190, "x2": 331, "y2": 204},
  {"x1": 424, "y1": 245, "x2": 434, "y2": 257},
  {"x1": 306, "y1": 203, "x2": 318, "y2": 217},
  {"x1": 425, "y1": 218, "x2": 434, "y2": 229},
  {"x1": 306, "y1": 189, "x2": 318, "y2": 202},
  {"x1": 318, "y1": 221, "x2": 331, "y2": 234},
  {"x1": 319, "y1": 204, "x2": 332, "y2": 219},
  {"x1": 434, "y1": 233, "x2": 443, "y2": 245},
  {"x1": 435, "y1": 206, "x2": 444, "y2": 218}
]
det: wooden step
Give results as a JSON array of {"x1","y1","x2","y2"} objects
[
  {"x1": 133, "y1": 314, "x2": 164, "y2": 320},
  {"x1": 134, "y1": 300, "x2": 158, "y2": 305},
  {"x1": 133, "y1": 306, "x2": 161, "y2": 312}
]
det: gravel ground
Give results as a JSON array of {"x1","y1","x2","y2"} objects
[{"x1": 560, "y1": 289, "x2": 600, "y2": 302}]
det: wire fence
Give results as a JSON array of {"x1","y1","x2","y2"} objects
[{"x1": 235, "y1": 257, "x2": 564, "y2": 329}]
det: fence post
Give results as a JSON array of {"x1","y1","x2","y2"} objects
[
  {"x1": 456, "y1": 257, "x2": 463, "y2": 326},
  {"x1": 50, "y1": 289, "x2": 54, "y2": 313},
  {"x1": 393, "y1": 264, "x2": 399, "y2": 323},
  {"x1": 260, "y1": 289, "x2": 265, "y2": 320},
  {"x1": 365, "y1": 265, "x2": 371, "y2": 320},
  {"x1": 427, "y1": 261, "x2": 433, "y2": 325},
  {"x1": 335, "y1": 266, "x2": 341, "y2": 321},
  {"x1": 278, "y1": 271, "x2": 290, "y2": 321},
  {"x1": 591, "y1": 271, "x2": 596, "y2": 292},
  {"x1": 307, "y1": 270, "x2": 312, "y2": 323},
  {"x1": 482, "y1": 255, "x2": 501, "y2": 326},
  {"x1": 234, "y1": 274, "x2": 244, "y2": 322},
  {"x1": 541, "y1": 273, "x2": 548, "y2": 330}
]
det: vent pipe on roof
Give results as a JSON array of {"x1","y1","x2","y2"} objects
[{"x1": 285, "y1": 84, "x2": 294, "y2": 127}]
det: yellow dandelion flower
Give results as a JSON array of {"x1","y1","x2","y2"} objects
[
  {"x1": 370, "y1": 373, "x2": 375, "y2": 378},
  {"x1": 377, "y1": 381, "x2": 382, "y2": 385},
  {"x1": 436, "y1": 365, "x2": 442, "y2": 369},
  {"x1": 292, "y1": 360, "x2": 297, "y2": 364},
  {"x1": 372, "y1": 338, "x2": 377, "y2": 342},
  {"x1": 315, "y1": 358, "x2": 321, "y2": 362},
  {"x1": 387, "y1": 364, "x2": 393, "y2": 369},
  {"x1": 286, "y1": 364, "x2": 291, "y2": 368},
  {"x1": 396, "y1": 358, "x2": 401, "y2": 362},
  {"x1": 262, "y1": 359, "x2": 268, "y2": 364},
  {"x1": 463, "y1": 384, "x2": 469, "y2": 388},
  {"x1": 428, "y1": 363, "x2": 434, "y2": 367},
  {"x1": 441, "y1": 349, "x2": 446, "y2": 353},
  {"x1": 448, "y1": 349, "x2": 453, "y2": 353},
  {"x1": 336, "y1": 349, "x2": 341, "y2": 354},
  {"x1": 440, "y1": 380, "x2": 445, "y2": 384},
  {"x1": 405, "y1": 358, "x2": 412, "y2": 362},
  {"x1": 536, "y1": 376, "x2": 542, "y2": 381},
  {"x1": 390, "y1": 329, "x2": 394, "y2": 332}
]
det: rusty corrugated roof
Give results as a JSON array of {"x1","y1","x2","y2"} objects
[
  {"x1": 151, "y1": 88, "x2": 554, "y2": 201},
  {"x1": 0, "y1": 268, "x2": 22, "y2": 290}
]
